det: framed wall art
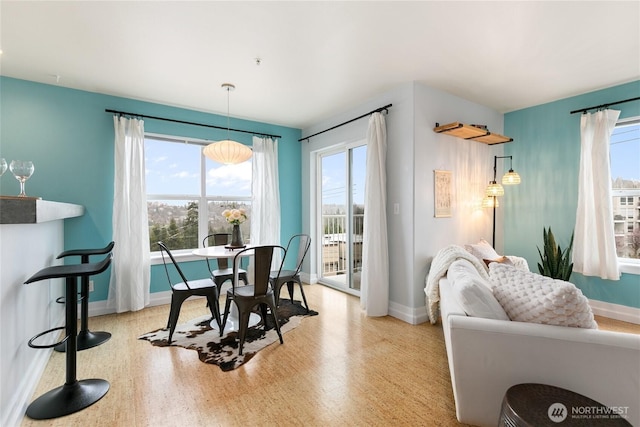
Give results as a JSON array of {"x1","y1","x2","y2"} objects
[{"x1": 434, "y1": 170, "x2": 452, "y2": 218}]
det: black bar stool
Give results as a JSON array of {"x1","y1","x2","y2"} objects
[
  {"x1": 54, "y1": 241, "x2": 114, "y2": 352},
  {"x1": 24, "y1": 254, "x2": 112, "y2": 420}
]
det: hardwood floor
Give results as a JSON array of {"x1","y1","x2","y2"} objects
[{"x1": 21, "y1": 285, "x2": 639, "y2": 427}]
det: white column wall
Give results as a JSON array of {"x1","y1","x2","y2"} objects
[
  {"x1": 0, "y1": 222, "x2": 65, "y2": 427},
  {"x1": 301, "y1": 81, "x2": 504, "y2": 323}
]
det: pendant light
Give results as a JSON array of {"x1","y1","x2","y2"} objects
[
  {"x1": 481, "y1": 195, "x2": 499, "y2": 208},
  {"x1": 483, "y1": 155, "x2": 521, "y2": 247},
  {"x1": 203, "y1": 83, "x2": 253, "y2": 164},
  {"x1": 502, "y1": 169, "x2": 521, "y2": 185},
  {"x1": 485, "y1": 180, "x2": 505, "y2": 197}
]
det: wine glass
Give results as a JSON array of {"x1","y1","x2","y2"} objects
[
  {"x1": 0, "y1": 158, "x2": 7, "y2": 177},
  {"x1": 9, "y1": 160, "x2": 35, "y2": 197}
]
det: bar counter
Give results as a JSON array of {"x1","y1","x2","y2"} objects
[
  {"x1": 0, "y1": 196, "x2": 84, "y2": 224},
  {"x1": 0, "y1": 196, "x2": 84, "y2": 426}
]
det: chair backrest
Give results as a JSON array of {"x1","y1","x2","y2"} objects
[
  {"x1": 234, "y1": 245, "x2": 285, "y2": 296},
  {"x1": 157, "y1": 241, "x2": 190, "y2": 290},
  {"x1": 203, "y1": 233, "x2": 231, "y2": 270},
  {"x1": 279, "y1": 234, "x2": 311, "y2": 277}
]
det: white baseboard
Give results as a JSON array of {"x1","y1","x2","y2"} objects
[
  {"x1": 86, "y1": 290, "x2": 175, "y2": 318},
  {"x1": 589, "y1": 299, "x2": 640, "y2": 325},
  {"x1": 388, "y1": 301, "x2": 428, "y2": 325},
  {"x1": 300, "y1": 272, "x2": 317, "y2": 284},
  {"x1": 6, "y1": 313, "x2": 64, "y2": 427},
  {"x1": 3, "y1": 346, "x2": 54, "y2": 427},
  {"x1": 87, "y1": 294, "x2": 640, "y2": 326}
]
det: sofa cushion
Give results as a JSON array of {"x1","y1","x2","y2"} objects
[
  {"x1": 448, "y1": 258, "x2": 486, "y2": 282},
  {"x1": 447, "y1": 260, "x2": 510, "y2": 320},
  {"x1": 489, "y1": 263, "x2": 597, "y2": 329}
]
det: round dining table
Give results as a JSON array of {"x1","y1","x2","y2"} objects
[
  {"x1": 191, "y1": 245, "x2": 260, "y2": 332},
  {"x1": 191, "y1": 244, "x2": 255, "y2": 259}
]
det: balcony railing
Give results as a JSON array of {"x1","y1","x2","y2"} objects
[{"x1": 321, "y1": 213, "x2": 364, "y2": 277}]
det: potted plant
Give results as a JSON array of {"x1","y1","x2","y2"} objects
[{"x1": 537, "y1": 227, "x2": 574, "y2": 281}]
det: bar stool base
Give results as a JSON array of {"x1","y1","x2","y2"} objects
[
  {"x1": 26, "y1": 379, "x2": 109, "y2": 419},
  {"x1": 54, "y1": 331, "x2": 112, "y2": 352}
]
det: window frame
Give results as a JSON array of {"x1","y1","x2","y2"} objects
[
  {"x1": 610, "y1": 117, "x2": 640, "y2": 275},
  {"x1": 145, "y1": 133, "x2": 252, "y2": 264}
]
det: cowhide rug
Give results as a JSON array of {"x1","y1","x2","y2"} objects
[{"x1": 139, "y1": 300, "x2": 318, "y2": 371}]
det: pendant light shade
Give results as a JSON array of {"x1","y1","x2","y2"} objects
[
  {"x1": 502, "y1": 169, "x2": 521, "y2": 185},
  {"x1": 203, "y1": 83, "x2": 252, "y2": 165},
  {"x1": 203, "y1": 139, "x2": 252, "y2": 164},
  {"x1": 481, "y1": 196, "x2": 499, "y2": 208},
  {"x1": 485, "y1": 180, "x2": 505, "y2": 197}
]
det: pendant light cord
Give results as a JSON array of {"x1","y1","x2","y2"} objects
[
  {"x1": 226, "y1": 85, "x2": 231, "y2": 140},
  {"x1": 222, "y1": 82, "x2": 236, "y2": 141}
]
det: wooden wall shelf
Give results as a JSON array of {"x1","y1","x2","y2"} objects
[{"x1": 434, "y1": 122, "x2": 513, "y2": 145}]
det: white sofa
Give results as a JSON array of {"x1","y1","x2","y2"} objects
[{"x1": 431, "y1": 248, "x2": 640, "y2": 427}]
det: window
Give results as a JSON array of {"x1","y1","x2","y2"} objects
[
  {"x1": 145, "y1": 134, "x2": 251, "y2": 253},
  {"x1": 611, "y1": 118, "x2": 640, "y2": 260}
]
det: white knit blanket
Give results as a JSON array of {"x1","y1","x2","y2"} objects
[{"x1": 424, "y1": 245, "x2": 490, "y2": 324}]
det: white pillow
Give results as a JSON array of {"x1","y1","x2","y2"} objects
[
  {"x1": 465, "y1": 240, "x2": 530, "y2": 272},
  {"x1": 489, "y1": 263, "x2": 597, "y2": 329},
  {"x1": 447, "y1": 260, "x2": 510, "y2": 320},
  {"x1": 465, "y1": 239, "x2": 500, "y2": 263}
]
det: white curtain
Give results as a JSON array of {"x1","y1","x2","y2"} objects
[
  {"x1": 107, "y1": 116, "x2": 150, "y2": 312},
  {"x1": 360, "y1": 112, "x2": 389, "y2": 316},
  {"x1": 573, "y1": 109, "x2": 621, "y2": 280},
  {"x1": 250, "y1": 136, "x2": 281, "y2": 268}
]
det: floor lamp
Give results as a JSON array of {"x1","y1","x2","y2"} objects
[{"x1": 482, "y1": 155, "x2": 521, "y2": 247}]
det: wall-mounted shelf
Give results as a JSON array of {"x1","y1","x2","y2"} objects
[{"x1": 434, "y1": 122, "x2": 513, "y2": 145}]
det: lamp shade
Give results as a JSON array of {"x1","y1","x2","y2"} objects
[
  {"x1": 203, "y1": 140, "x2": 252, "y2": 164},
  {"x1": 481, "y1": 196, "x2": 499, "y2": 208},
  {"x1": 485, "y1": 181, "x2": 504, "y2": 197},
  {"x1": 502, "y1": 169, "x2": 521, "y2": 185}
]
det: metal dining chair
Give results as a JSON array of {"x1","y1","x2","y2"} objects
[
  {"x1": 158, "y1": 241, "x2": 222, "y2": 343},
  {"x1": 202, "y1": 233, "x2": 248, "y2": 288},
  {"x1": 221, "y1": 245, "x2": 286, "y2": 355},
  {"x1": 270, "y1": 234, "x2": 311, "y2": 312}
]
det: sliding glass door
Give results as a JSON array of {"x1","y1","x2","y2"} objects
[{"x1": 318, "y1": 143, "x2": 366, "y2": 293}]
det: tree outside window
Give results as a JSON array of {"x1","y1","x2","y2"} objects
[{"x1": 145, "y1": 135, "x2": 251, "y2": 252}]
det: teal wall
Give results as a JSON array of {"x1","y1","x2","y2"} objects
[
  {"x1": 0, "y1": 77, "x2": 302, "y2": 301},
  {"x1": 504, "y1": 80, "x2": 640, "y2": 308}
]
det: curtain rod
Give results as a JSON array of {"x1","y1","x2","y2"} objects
[
  {"x1": 569, "y1": 96, "x2": 640, "y2": 115},
  {"x1": 298, "y1": 104, "x2": 392, "y2": 142},
  {"x1": 105, "y1": 109, "x2": 282, "y2": 139}
]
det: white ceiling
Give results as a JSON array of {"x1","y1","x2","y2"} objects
[{"x1": 1, "y1": 1, "x2": 638, "y2": 129}]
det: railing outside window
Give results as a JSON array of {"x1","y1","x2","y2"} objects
[{"x1": 321, "y1": 213, "x2": 364, "y2": 276}]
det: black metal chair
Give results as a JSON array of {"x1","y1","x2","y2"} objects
[
  {"x1": 54, "y1": 241, "x2": 115, "y2": 352},
  {"x1": 158, "y1": 241, "x2": 222, "y2": 343},
  {"x1": 221, "y1": 245, "x2": 286, "y2": 355},
  {"x1": 24, "y1": 254, "x2": 112, "y2": 419},
  {"x1": 270, "y1": 234, "x2": 311, "y2": 312},
  {"x1": 203, "y1": 233, "x2": 248, "y2": 288}
]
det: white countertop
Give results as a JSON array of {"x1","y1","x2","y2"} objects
[{"x1": 0, "y1": 197, "x2": 84, "y2": 224}]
